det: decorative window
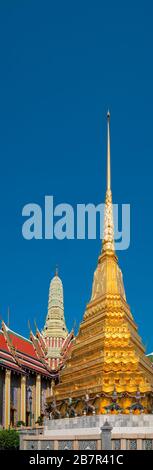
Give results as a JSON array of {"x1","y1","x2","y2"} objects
[
  {"x1": 58, "y1": 440, "x2": 73, "y2": 450},
  {"x1": 129, "y1": 439, "x2": 137, "y2": 450},
  {"x1": 144, "y1": 440, "x2": 152, "y2": 450},
  {"x1": 78, "y1": 440, "x2": 97, "y2": 450}
]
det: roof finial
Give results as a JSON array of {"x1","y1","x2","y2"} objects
[
  {"x1": 55, "y1": 265, "x2": 58, "y2": 276},
  {"x1": 101, "y1": 111, "x2": 115, "y2": 254},
  {"x1": 107, "y1": 110, "x2": 111, "y2": 191},
  {"x1": 7, "y1": 306, "x2": 10, "y2": 328}
]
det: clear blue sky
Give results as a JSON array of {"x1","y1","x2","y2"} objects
[{"x1": 0, "y1": 1, "x2": 152, "y2": 352}]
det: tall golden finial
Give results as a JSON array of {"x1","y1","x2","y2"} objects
[
  {"x1": 102, "y1": 111, "x2": 115, "y2": 253},
  {"x1": 107, "y1": 110, "x2": 111, "y2": 191}
]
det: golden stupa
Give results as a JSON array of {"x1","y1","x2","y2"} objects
[{"x1": 48, "y1": 112, "x2": 153, "y2": 416}]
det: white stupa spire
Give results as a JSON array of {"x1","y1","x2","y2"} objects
[{"x1": 42, "y1": 269, "x2": 68, "y2": 369}]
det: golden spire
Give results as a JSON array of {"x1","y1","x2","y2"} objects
[
  {"x1": 107, "y1": 110, "x2": 111, "y2": 191},
  {"x1": 102, "y1": 111, "x2": 114, "y2": 253}
]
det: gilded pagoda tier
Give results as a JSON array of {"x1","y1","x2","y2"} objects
[
  {"x1": 50, "y1": 259, "x2": 153, "y2": 413},
  {"x1": 54, "y1": 254, "x2": 153, "y2": 406},
  {"x1": 55, "y1": 298, "x2": 152, "y2": 382}
]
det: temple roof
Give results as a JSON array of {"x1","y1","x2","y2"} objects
[
  {"x1": 0, "y1": 323, "x2": 53, "y2": 377},
  {"x1": 0, "y1": 330, "x2": 22, "y2": 372}
]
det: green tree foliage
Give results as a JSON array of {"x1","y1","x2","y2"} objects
[{"x1": 0, "y1": 429, "x2": 19, "y2": 450}]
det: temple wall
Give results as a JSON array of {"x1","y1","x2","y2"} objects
[
  {"x1": 0, "y1": 370, "x2": 5, "y2": 426},
  {"x1": 11, "y1": 372, "x2": 21, "y2": 425},
  {"x1": 20, "y1": 415, "x2": 153, "y2": 450},
  {"x1": 0, "y1": 367, "x2": 51, "y2": 428},
  {"x1": 20, "y1": 414, "x2": 153, "y2": 450},
  {"x1": 44, "y1": 414, "x2": 153, "y2": 433},
  {"x1": 21, "y1": 434, "x2": 153, "y2": 451}
]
